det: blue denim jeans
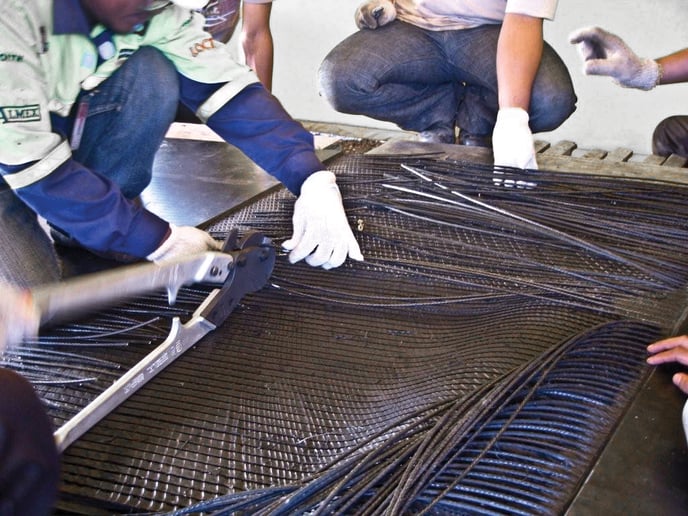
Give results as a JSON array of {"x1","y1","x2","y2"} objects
[
  {"x1": 318, "y1": 21, "x2": 577, "y2": 137},
  {"x1": 0, "y1": 47, "x2": 179, "y2": 286},
  {"x1": 68, "y1": 46, "x2": 179, "y2": 198},
  {"x1": 652, "y1": 115, "x2": 688, "y2": 158}
]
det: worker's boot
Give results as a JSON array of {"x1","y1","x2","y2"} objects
[
  {"x1": 418, "y1": 123, "x2": 456, "y2": 144},
  {"x1": 457, "y1": 129, "x2": 492, "y2": 148}
]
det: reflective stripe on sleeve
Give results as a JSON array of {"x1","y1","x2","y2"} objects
[
  {"x1": 2, "y1": 141, "x2": 71, "y2": 190},
  {"x1": 195, "y1": 73, "x2": 260, "y2": 122}
]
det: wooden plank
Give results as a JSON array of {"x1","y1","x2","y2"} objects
[
  {"x1": 605, "y1": 147, "x2": 634, "y2": 162},
  {"x1": 643, "y1": 154, "x2": 666, "y2": 166},
  {"x1": 543, "y1": 140, "x2": 577, "y2": 156},
  {"x1": 581, "y1": 149, "x2": 608, "y2": 160},
  {"x1": 369, "y1": 139, "x2": 688, "y2": 185},
  {"x1": 663, "y1": 154, "x2": 687, "y2": 168},
  {"x1": 534, "y1": 140, "x2": 550, "y2": 153},
  {"x1": 538, "y1": 153, "x2": 688, "y2": 184}
]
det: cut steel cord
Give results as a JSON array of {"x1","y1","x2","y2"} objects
[
  {"x1": 363, "y1": 206, "x2": 657, "y2": 296},
  {"x1": 412, "y1": 323, "x2": 655, "y2": 514},
  {"x1": 403, "y1": 163, "x2": 688, "y2": 276},
  {"x1": 397, "y1": 164, "x2": 675, "y2": 284}
]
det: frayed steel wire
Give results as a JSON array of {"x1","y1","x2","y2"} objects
[
  {"x1": 167, "y1": 321, "x2": 659, "y2": 516},
  {"x1": 209, "y1": 155, "x2": 688, "y2": 325},
  {"x1": 21, "y1": 154, "x2": 688, "y2": 513}
]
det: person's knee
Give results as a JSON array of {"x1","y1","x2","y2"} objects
[
  {"x1": 529, "y1": 48, "x2": 578, "y2": 133},
  {"x1": 114, "y1": 47, "x2": 179, "y2": 196},
  {"x1": 652, "y1": 117, "x2": 673, "y2": 156},
  {"x1": 652, "y1": 115, "x2": 688, "y2": 157},
  {"x1": 125, "y1": 46, "x2": 180, "y2": 118},
  {"x1": 530, "y1": 88, "x2": 577, "y2": 133},
  {"x1": 318, "y1": 54, "x2": 371, "y2": 114},
  {"x1": 317, "y1": 57, "x2": 348, "y2": 112},
  {"x1": 128, "y1": 46, "x2": 178, "y2": 89}
]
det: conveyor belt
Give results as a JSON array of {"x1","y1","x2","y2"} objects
[{"x1": 4, "y1": 153, "x2": 688, "y2": 513}]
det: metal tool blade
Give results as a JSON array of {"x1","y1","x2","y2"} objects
[{"x1": 33, "y1": 251, "x2": 233, "y2": 327}]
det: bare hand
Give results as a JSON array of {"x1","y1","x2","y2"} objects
[{"x1": 647, "y1": 335, "x2": 688, "y2": 394}]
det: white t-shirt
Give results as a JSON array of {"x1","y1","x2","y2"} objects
[{"x1": 395, "y1": 0, "x2": 558, "y2": 30}]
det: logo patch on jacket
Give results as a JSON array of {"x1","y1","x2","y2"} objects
[
  {"x1": 0, "y1": 105, "x2": 41, "y2": 123},
  {"x1": 189, "y1": 37, "x2": 216, "y2": 57},
  {"x1": 0, "y1": 53, "x2": 24, "y2": 62}
]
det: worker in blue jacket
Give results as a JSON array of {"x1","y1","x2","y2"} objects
[{"x1": 0, "y1": 0, "x2": 363, "y2": 289}]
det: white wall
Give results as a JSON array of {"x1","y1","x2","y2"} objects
[{"x1": 258, "y1": 0, "x2": 687, "y2": 154}]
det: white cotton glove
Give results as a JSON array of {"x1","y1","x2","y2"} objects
[
  {"x1": 569, "y1": 26, "x2": 660, "y2": 90},
  {"x1": 146, "y1": 224, "x2": 222, "y2": 263},
  {"x1": 492, "y1": 108, "x2": 538, "y2": 170},
  {"x1": 282, "y1": 171, "x2": 364, "y2": 270},
  {"x1": 0, "y1": 285, "x2": 40, "y2": 355},
  {"x1": 355, "y1": 0, "x2": 397, "y2": 29}
]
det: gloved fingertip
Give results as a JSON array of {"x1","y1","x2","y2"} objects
[
  {"x1": 582, "y1": 60, "x2": 595, "y2": 74},
  {"x1": 350, "y1": 249, "x2": 364, "y2": 262},
  {"x1": 323, "y1": 252, "x2": 347, "y2": 270},
  {"x1": 287, "y1": 250, "x2": 303, "y2": 264},
  {"x1": 288, "y1": 245, "x2": 315, "y2": 265},
  {"x1": 305, "y1": 253, "x2": 328, "y2": 268},
  {"x1": 281, "y1": 239, "x2": 297, "y2": 251},
  {"x1": 288, "y1": 235, "x2": 320, "y2": 265}
]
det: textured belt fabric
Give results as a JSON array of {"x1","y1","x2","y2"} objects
[{"x1": 4, "y1": 154, "x2": 688, "y2": 513}]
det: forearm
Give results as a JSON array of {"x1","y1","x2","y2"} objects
[
  {"x1": 496, "y1": 13, "x2": 544, "y2": 110},
  {"x1": 203, "y1": 83, "x2": 323, "y2": 195},
  {"x1": 656, "y1": 48, "x2": 688, "y2": 85},
  {"x1": 241, "y1": 3, "x2": 274, "y2": 91},
  {"x1": 6, "y1": 156, "x2": 169, "y2": 257}
]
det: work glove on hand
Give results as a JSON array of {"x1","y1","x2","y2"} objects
[
  {"x1": 147, "y1": 224, "x2": 222, "y2": 263},
  {"x1": 355, "y1": 0, "x2": 397, "y2": 29},
  {"x1": 282, "y1": 171, "x2": 364, "y2": 270},
  {"x1": 492, "y1": 108, "x2": 538, "y2": 170},
  {"x1": 569, "y1": 26, "x2": 660, "y2": 90},
  {"x1": 0, "y1": 285, "x2": 39, "y2": 355}
]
